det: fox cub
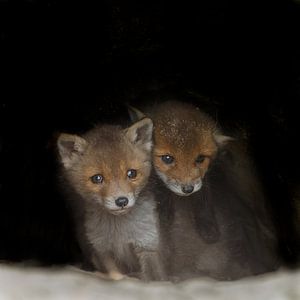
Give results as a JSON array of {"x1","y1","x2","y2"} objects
[
  {"x1": 57, "y1": 118, "x2": 165, "y2": 281},
  {"x1": 129, "y1": 100, "x2": 279, "y2": 280}
]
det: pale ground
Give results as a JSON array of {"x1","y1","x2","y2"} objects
[{"x1": 0, "y1": 264, "x2": 299, "y2": 300}]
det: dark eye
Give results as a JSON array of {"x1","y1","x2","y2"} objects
[
  {"x1": 195, "y1": 155, "x2": 206, "y2": 164},
  {"x1": 127, "y1": 169, "x2": 137, "y2": 179},
  {"x1": 161, "y1": 155, "x2": 174, "y2": 164},
  {"x1": 90, "y1": 174, "x2": 104, "y2": 184}
]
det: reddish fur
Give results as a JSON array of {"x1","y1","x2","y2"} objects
[
  {"x1": 61, "y1": 125, "x2": 151, "y2": 205},
  {"x1": 150, "y1": 101, "x2": 218, "y2": 184}
]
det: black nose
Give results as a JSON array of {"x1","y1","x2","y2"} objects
[
  {"x1": 115, "y1": 197, "x2": 129, "y2": 208},
  {"x1": 181, "y1": 185, "x2": 194, "y2": 194}
]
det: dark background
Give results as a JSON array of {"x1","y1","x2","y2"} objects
[{"x1": 0, "y1": 0, "x2": 300, "y2": 266}]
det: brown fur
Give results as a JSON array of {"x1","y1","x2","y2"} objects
[
  {"x1": 128, "y1": 100, "x2": 280, "y2": 281},
  {"x1": 61, "y1": 125, "x2": 151, "y2": 208},
  {"x1": 152, "y1": 102, "x2": 218, "y2": 184},
  {"x1": 57, "y1": 119, "x2": 166, "y2": 281}
]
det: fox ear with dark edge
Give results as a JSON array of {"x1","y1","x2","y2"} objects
[
  {"x1": 214, "y1": 134, "x2": 234, "y2": 146},
  {"x1": 57, "y1": 133, "x2": 88, "y2": 169},
  {"x1": 125, "y1": 118, "x2": 153, "y2": 152},
  {"x1": 127, "y1": 104, "x2": 146, "y2": 122}
]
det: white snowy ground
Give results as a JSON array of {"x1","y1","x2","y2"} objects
[{"x1": 0, "y1": 264, "x2": 299, "y2": 300}]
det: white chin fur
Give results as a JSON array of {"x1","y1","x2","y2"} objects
[
  {"x1": 155, "y1": 169, "x2": 203, "y2": 196},
  {"x1": 172, "y1": 190, "x2": 193, "y2": 196},
  {"x1": 193, "y1": 180, "x2": 203, "y2": 193},
  {"x1": 168, "y1": 184, "x2": 202, "y2": 196},
  {"x1": 108, "y1": 207, "x2": 132, "y2": 216}
]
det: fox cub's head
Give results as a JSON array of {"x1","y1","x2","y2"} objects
[
  {"x1": 129, "y1": 102, "x2": 232, "y2": 196},
  {"x1": 57, "y1": 118, "x2": 153, "y2": 215}
]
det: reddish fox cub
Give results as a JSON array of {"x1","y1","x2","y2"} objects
[
  {"x1": 129, "y1": 100, "x2": 279, "y2": 280},
  {"x1": 57, "y1": 118, "x2": 165, "y2": 281},
  {"x1": 129, "y1": 101, "x2": 231, "y2": 196}
]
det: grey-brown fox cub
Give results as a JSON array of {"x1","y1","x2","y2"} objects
[{"x1": 57, "y1": 118, "x2": 165, "y2": 281}]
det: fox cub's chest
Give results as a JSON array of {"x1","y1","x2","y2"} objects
[{"x1": 85, "y1": 198, "x2": 159, "y2": 259}]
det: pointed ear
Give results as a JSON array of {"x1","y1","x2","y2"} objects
[
  {"x1": 214, "y1": 134, "x2": 234, "y2": 146},
  {"x1": 127, "y1": 105, "x2": 146, "y2": 122},
  {"x1": 125, "y1": 118, "x2": 153, "y2": 152},
  {"x1": 57, "y1": 133, "x2": 88, "y2": 169}
]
